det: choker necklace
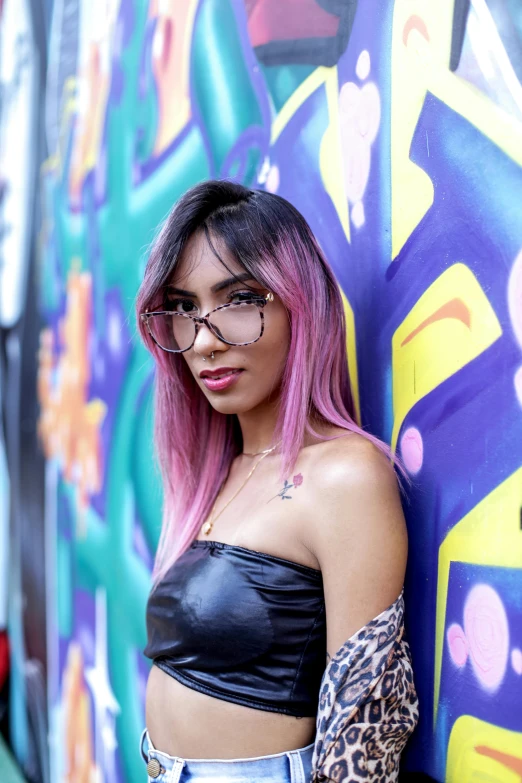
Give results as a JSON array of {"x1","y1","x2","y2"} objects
[
  {"x1": 242, "y1": 442, "x2": 280, "y2": 457},
  {"x1": 201, "y1": 441, "x2": 281, "y2": 537}
]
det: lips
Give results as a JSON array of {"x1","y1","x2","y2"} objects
[
  {"x1": 200, "y1": 368, "x2": 244, "y2": 392},
  {"x1": 199, "y1": 366, "x2": 242, "y2": 379}
]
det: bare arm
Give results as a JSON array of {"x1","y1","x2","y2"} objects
[{"x1": 303, "y1": 437, "x2": 408, "y2": 660}]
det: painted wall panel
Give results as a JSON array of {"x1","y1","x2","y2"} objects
[{"x1": 1, "y1": 0, "x2": 521, "y2": 780}]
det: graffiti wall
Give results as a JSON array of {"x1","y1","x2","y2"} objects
[
  {"x1": 0, "y1": 0, "x2": 49, "y2": 779},
  {"x1": 2, "y1": 0, "x2": 521, "y2": 780}
]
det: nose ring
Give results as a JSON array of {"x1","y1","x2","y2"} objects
[{"x1": 202, "y1": 352, "x2": 215, "y2": 362}]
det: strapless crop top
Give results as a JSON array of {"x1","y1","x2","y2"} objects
[{"x1": 144, "y1": 539, "x2": 326, "y2": 717}]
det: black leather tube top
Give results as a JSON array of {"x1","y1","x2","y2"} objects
[{"x1": 144, "y1": 539, "x2": 326, "y2": 717}]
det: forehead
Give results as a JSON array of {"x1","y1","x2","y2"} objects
[{"x1": 170, "y1": 229, "x2": 245, "y2": 287}]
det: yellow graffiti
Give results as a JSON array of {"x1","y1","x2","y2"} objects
[
  {"x1": 41, "y1": 77, "x2": 77, "y2": 180},
  {"x1": 148, "y1": 0, "x2": 199, "y2": 157},
  {"x1": 340, "y1": 287, "x2": 361, "y2": 425},
  {"x1": 320, "y1": 68, "x2": 351, "y2": 243},
  {"x1": 434, "y1": 468, "x2": 522, "y2": 723},
  {"x1": 271, "y1": 67, "x2": 328, "y2": 143},
  {"x1": 68, "y1": 2, "x2": 122, "y2": 207},
  {"x1": 391, "y1": 0, "x2": 522, "y2": 259},
  {"x1": 272, "y1": 65, "x2": 351, "y2": 242},
  {"x1": 391, "y1": 262, "x2": 502, "y2": 451},
  {"x1": 446, "y1": 715, "x2": 522, "y2": 782}
]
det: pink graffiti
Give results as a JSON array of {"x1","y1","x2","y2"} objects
[
  {"x1": 508, "y1": 251, "x2": 522, "y2": 408},
  {"x1": 400, "y1": 427, "x2": 423, "y2": 474},
  {"x1": 511, "y1": 648, "x2": 522, "y2": 676},
  {"x1": 463, "y1": 584, "x2": 509, "y2": 691},
  {"x1": 265, "y1": 164, "x2": 280, "y2": 193},
  {"x1": 351, "y1": 201, "x2": 365, "y2": 229},
  {"x1": 508, "y1": 249, "x2": 522, "y2": 349},
  {"x1": 339, "y1": 64, "x2": 380, "y2": 229},
  {"x1": 515, "y1": 366, "x2": 522, "y2": 408},
  {"x1": 447, "y1": 623, "x2": 468, "y2": 667},
  {"x1": 355, "y1": 50, "x2": 370, "y2": 81}
]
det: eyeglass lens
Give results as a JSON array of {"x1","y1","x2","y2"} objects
[{"x1": 147, "y1": 303, "x2": 262, "y2": 352}]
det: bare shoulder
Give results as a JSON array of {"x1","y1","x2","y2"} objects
[
  {"x1": 297, "y1": 430, "x2": 408, "y2": 652},
  {"x1": 297, "y1": 428, "x2": 407, "y2": 555},
  {"x1": 301, "y1": 428, "x2": 403, "y2": 507}
]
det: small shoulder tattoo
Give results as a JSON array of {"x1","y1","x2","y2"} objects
[{"x1": 267, "y1": 473, "x2": 304, "y2": 503}]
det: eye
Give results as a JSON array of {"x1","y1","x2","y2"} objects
[
  {"x1": 228, "y1": 289, "x2": 264, "y2": 303},
  {"x1": 163, "y1": 289, "x2": 263, "y2": 313},
  {"x1": 164, "y1": 297, "x2": 197, "y2": 314}
]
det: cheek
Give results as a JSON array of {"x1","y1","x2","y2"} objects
[{"x1": 256, "y1": 313, "x2": 290, "y2": 374}]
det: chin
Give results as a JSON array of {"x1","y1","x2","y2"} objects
[
  {"x1": 199, "y1": 387, "x2": 266, "y2": 416},
  {"x1": 206, "y1": 397, "x2": 261, "y2": 415}
]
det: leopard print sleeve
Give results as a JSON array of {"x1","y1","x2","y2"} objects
[{"x1": 311, "y1": 591, "x2": 419, "y2": 782}]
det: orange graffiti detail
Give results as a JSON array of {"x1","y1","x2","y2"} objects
[
  {"x1": 400, "y1": 298, "x2": 472, "y2": 347},
  {"x1": 62, "y1": 643, "x2": 100, "y2": 783},
  {"x1": 476, "y1": 745, "x2": 522, "y2": 778},
  {"x1": 37, "y1": 263, "x2": 106, "y2": 532},
  {"x1": 402, "y1": 15, "x2": 431, "y2": 46}
]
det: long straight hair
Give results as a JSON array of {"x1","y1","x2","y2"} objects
[{"x1": 136, "y1": 180, "x2": 405, "y2": 588}]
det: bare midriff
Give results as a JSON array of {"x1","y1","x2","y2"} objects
[
  {"x1": 143, "y1": 435, "x2": 346, "y2": 759},
  {"x1": 145, "y1": 664, "x2": 316, "y2": 759}
]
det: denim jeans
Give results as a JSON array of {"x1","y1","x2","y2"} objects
[{"x1": 140, "y1": 728, "x2": 314, "y2": 782}]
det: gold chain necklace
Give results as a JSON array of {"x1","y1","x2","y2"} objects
[
  {"x1": 242, "y1": 444, "x2": 277, "y2": 457},
  {"x1": 201, "y1": 443, "x2": 279, "y2": 536}
]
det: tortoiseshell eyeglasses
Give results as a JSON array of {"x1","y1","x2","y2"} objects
[{"x1": 140, "y1": 292, "x2": 274, "y2": 353}]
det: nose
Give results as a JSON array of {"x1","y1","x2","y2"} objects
[{"x1": 192, "y1": 318, "x2": 227, "y2": 358}]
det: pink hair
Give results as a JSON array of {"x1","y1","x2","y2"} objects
[{"x1": 135, "y1": 181, "x2": 407, "y2": 588}]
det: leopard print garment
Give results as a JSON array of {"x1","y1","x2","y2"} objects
[{"x1": 311, "y1": 590, "x2": 419, "y2": 782}]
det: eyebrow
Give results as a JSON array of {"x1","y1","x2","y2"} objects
[{"x1": 166, "y1": 272, "x2": 256, "y2": 296}]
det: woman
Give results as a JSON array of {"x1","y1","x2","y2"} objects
[{"x1": 136, "y1": 180, "x2": 418, "y2": 782}]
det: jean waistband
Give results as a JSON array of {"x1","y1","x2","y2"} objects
[{"x1": 140, "y1": 728, "x2": 315, "y2": 764}]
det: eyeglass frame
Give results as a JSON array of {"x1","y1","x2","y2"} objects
[{"x1": 140, "y1": 292, "x2": 274, "y2": 354}]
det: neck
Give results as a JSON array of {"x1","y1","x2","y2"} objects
[{"x1": 237, "y1": 397, "x2": 280, "y2": 455}]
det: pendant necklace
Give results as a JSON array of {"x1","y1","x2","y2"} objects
[{"x1": 201, "y1": 441, "x2": 281, "y2": 536}]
